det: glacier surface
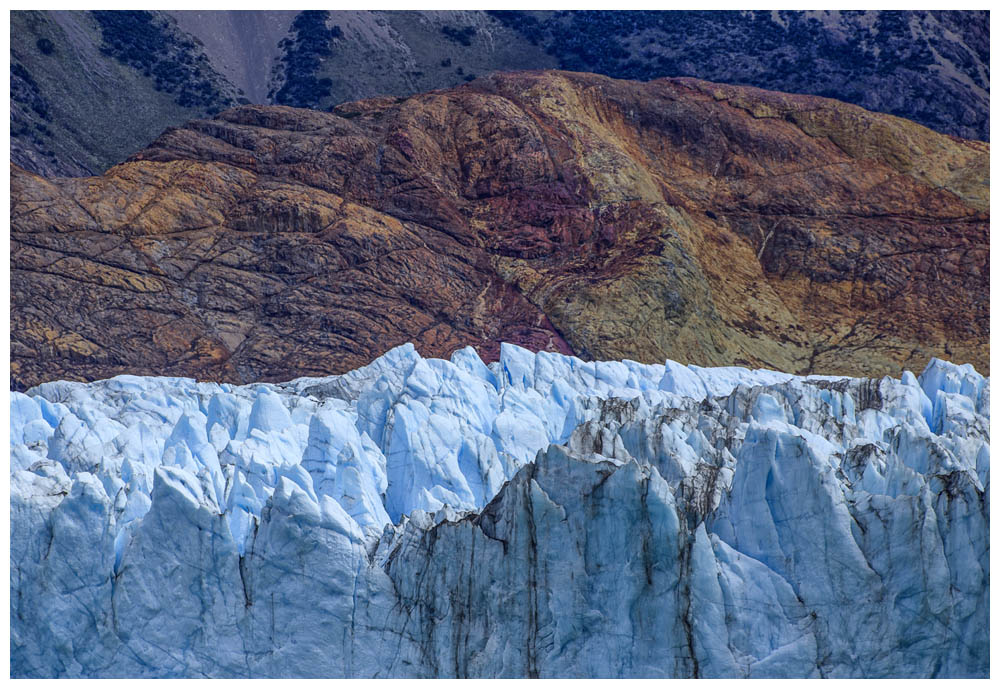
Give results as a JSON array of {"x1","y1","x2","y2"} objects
[{"x1": 9, "y1": 343, "x2": 989, "y2": 677}]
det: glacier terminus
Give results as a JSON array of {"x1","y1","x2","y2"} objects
[{"x1": 9, "y1": 343, "x2": 989, "y2": 677}]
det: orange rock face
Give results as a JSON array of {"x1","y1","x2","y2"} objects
[{"x1": 10, "y1": 71, "x2": 989, "y2": 389}]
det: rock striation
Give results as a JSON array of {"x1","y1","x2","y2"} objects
[
  {"x1": 11, "y1": 71, "x2": 989, "y2": 390},
  {"x1": 10, "y1": 344, "x2": 989, "y2": 677}
]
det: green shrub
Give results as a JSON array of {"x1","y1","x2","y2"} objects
[{"x1": 273, "y1": 10, "x2": 342, "y2": 108}]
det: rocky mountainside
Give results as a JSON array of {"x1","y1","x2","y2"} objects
[
  {"x1": 10, "y1": 345, "x2": 990, "y2": 676},
  {"x1": 10, "y1": 71, "x2": 989, "y2": 390},
  {"x1": 10, "y1": 11, "x2": 989, "y2": 177}
]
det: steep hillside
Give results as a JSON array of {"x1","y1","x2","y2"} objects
[
  {"x1": 264, "y1": 10, "x2": 555, "y2": 109},
  {"x1": 168, "y1": 10, "x2": 298, "y2": 104},
  {"x1": 10, "y1": 10, "x2": 244, "y2": 177},
  {"x1": 487, "y1": 10, "x2": 990, "y2": 141},
  {"x1": 10, "y1": 11, "x2": 989, "y2": 178},
  {"x1": 260, "y1": 10, "x2": 989, "y2": 142},
  {"x1": 10, "y1": 72, "x2": 989, "y2": 390}
]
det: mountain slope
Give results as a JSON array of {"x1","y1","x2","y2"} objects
[
  {"x1": 168, "y1": 10, "x2": 298, "y2": 104},
  {"x1": 9, "y1": 10, "x2": 989, "y2": 178},
  {"x1": 10, "y1": 71, "x2": 989, "y2": 390},
  {"x1": 486, "y1": 10, "x2": 990, "y2": 142},
  {"x1": 263, "y1": 10, "x2": 556, "y2": 109},
  {"x1": 10, "y1": 10, "x2": 244, "y2": 177},
  {"x1": 10, "y1": 345, "x2": 990, "y2": 676}
]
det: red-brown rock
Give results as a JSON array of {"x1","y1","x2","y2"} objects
[{"x1": 10, "y1": 71, "x2": 989, "y2": 389}]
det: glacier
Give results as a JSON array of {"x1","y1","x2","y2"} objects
[{"x1": 9, "y1": 343, "x2": 989, "y2": 677}]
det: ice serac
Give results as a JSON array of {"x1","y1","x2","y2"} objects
[{"x1": 9, "y1": 344, "x2": 989, "y2": 677}]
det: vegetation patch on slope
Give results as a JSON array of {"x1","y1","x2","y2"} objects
[
  {"x1": 487, "y1": 10, "x2": 989, "y2": 140},
  {"x1": 93, "y1": 10, "x2": 240, "y2": 111},
  {"x1": 271, "y1": 10, "x2": 343, "y2": 108}
]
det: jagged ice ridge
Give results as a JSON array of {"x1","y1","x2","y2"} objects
[{"x1": 10, "y1": 344, "x2": 990, "y2": 677}]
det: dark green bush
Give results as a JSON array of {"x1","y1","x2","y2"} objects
[
  {"x1": 273, "y1": 11, "x2": 342, "y2": 108},
  {"x1": 441, "y1": 25, "x2": 477, "y2": 47},
  {"x1": 92, "y1": 10, "x2": 231, "y2": 110}
]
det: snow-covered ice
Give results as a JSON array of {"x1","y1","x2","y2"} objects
[{"x1": 9, "y1": 343, "x2": 989, "y2": 677}]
